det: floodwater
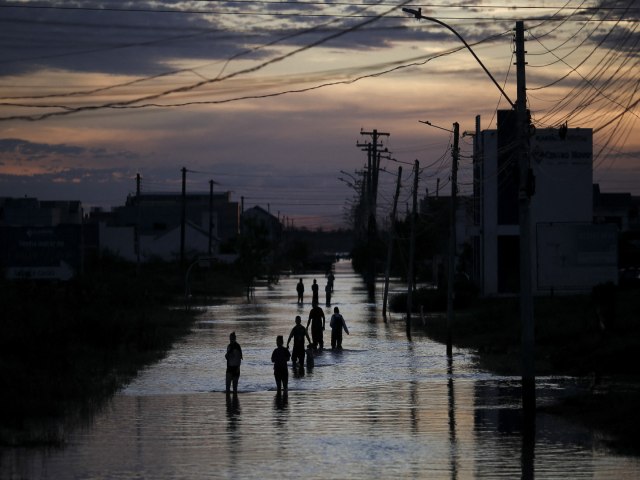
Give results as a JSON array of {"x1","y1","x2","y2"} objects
[{"x1": 2, "y1": 260, "x2": 640, "y2": 479}]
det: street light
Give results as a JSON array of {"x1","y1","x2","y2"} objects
[
  {"x1": 403, "y1": 8, "x2": 515, "y2": 109},
  {"x1": 403, "y1": 10, "x2": 535, "y2": 419}
]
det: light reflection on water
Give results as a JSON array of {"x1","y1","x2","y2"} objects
[{"x1": 2, "y1": 260, "x2": 640, "y2": 479}]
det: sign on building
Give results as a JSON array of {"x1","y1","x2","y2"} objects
[{"x1": 0, "y1": 226, "x2": 82, "y2": 280}]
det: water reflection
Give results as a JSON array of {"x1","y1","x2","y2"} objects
[
  {"x1": 2, "y1": 260, "x2": 640, "y2": 479},
  {"x1": 273, "y1": 392, "x2": 288, "y2": 412},
  {"x1": 448, "y1": 356, "x2": 458, "y2": 480},
  {"x1": 226, "y1": 393, "x2": 241, "y2": 431}
]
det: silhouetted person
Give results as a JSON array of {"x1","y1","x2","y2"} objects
[
  {"x1": 271, "y1": 335, "x2": 291, "y2": 394},
  {"x1": 225, "y1": 332, "x2": 243, "y2": 394},
  {"x1": 311, "y1": 279, "x2": 319, "y2": 305},
  {"x1": 325, "y1": 282, "x2": 332, "y2": 306},
  {"x1": 306, "y1": 302, "x2": 325, "y2": 351},
  {"x1": 287, "y1": 315, "x2": 311, "y2": 368},
  {"x1": 296, "y1": 278, "x2": 304, "y2": 304},
  {"x1": 330, "y1": 307, "x2": 349, "y2": 350},
  {"x1": 327, "y1": 270, "x2": 335, "y2": 292}
]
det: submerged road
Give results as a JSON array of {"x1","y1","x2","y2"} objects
[{"x1": 2, "y1": 260, "x2": 639, "y2": 479}]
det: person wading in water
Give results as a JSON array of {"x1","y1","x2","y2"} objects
[
  {"x1": 306, "y1": 302, "x2": 326, "y2": 351},
  {"x1": 225, "y1": 332, "x2": 243, "y2": 394}
]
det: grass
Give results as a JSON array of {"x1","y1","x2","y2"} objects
[
  {"x1": 0, "y1": 256, "x2": 244, "y2": 446},
  {"x1": 395, "y1": 286, "x2": 640, "y2": 453}
]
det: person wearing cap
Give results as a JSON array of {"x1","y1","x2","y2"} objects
[{"x1": 225, "y1": 332, "x2": 243, "y2": 394}]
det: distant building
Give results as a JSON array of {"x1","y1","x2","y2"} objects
[
  {"x1": 242, "y1": 205, "x2": 282, "y2": 243},
  {"x1": 0, "y1": 197, "x2": 94, "y2": 280},
  {"x1": 471, "y1": 112, "x2": 617, "y2": 295},
  {"x1": 0, "y1": 190, "x2": 241, "y2": 277},
  {"x1": 110, "y1": 191, "x2": 239, "y2": 244},
  {"x1": 593, "y1": 184, "x2": 640, "y2": 232},
  {"x1": 87, "y1": 190, "x2": 242, "y2": 263},
  {"x1": 0, "y1": 197, "x2": 82, "y2": 226}
]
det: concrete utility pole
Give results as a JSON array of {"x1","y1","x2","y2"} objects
[
  {"x1": 358, "y1": 129, "x2": 390, "y2": 296},
  {"x1": 403, "y1": 3, "x2": 535, "y2": 434},
  {"x1": 359, "y1": 129, "x2": 389, "y2": 219},
  {"x1": 420, "y1": 118, "x2": 458, "y2": 356},
  {"x1": 180, "y1": 167, "x2": 187, "y2": 267},
  {"x1": 515, "y1": 20, "x2": 536, "y2": 421},
  {"x1": 135, "y1": 173, "x2": 141, "y2": 272},
  {"x1": 406, "y1": 159, "x2": 419, "y2": 339},
  {"x1": 209, "y1": 179, "x2": 214, "y2": 256},
  {"x1": 383, "y1": 166, "x2": 402, "y2": 318},
  {"x1": 446, "y1": 122, "x2": 459, "y2": 357},
  {"x1": 240, "y1": 196, "x2": 244, "y2": 235}
]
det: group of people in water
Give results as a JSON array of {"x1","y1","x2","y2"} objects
[
  {"x1": 296, "y1": 274, "x2": 334, "y2": 306},
  {"x1": 225, "y1": 274, "x2": 348, "y2": 395}
]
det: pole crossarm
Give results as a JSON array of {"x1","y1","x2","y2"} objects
[{"x1": 403, "y1": 8, "x2": 515, "y2": 109}]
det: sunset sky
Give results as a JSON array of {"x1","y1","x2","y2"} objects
[{"x1": 1, "y1": 0, "x2": 638, "y2": 229}]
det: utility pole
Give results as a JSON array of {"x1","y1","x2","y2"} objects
[
  {"x1": 209, "y1": 179, "x2": 214, "y2": 256},
  {"x1": 406, "y1": 159, "x2": 419, "y2": 339},
  {"x1": 355, "y1": 142, "x2": 372, "y2": 235},
  {"x1": 359, "y1": 129, "x2": 389, "y2": 223},
  {"x1": 474, "y1": 115, "x2": 483, "y2": 293},
  {"x1": 446, "y1": 122, "x2": 459, "y2": 357},
  {"x1": 135, "y1": 173, "x2": 141, "y2": 273},
  {"x1": 358, "y1": 129, "x2": 389, "y2": 297},
  {"x1": 516, "y1": 20, "x2": 536, "y2": 421},
  {"x1": 180, "y1": 167, "x2": 186, "y2": 268},
  {"x1": 383, "y1": 166, "x2": 402, "y2": 318},
  {"x1": 401, "y1": 3, "x2": 534, "y2": 444},
  {"x1": 240, "y1": 196, "x2": 244, "y2": 235}
]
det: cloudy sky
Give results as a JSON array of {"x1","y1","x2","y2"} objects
[{"x1": 0, "y1": 0, "x2": 638, "y2": 229}]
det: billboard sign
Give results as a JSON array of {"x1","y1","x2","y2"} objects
[{"x1": 0, "y1": 226, "x2": 81, "y2": 280}]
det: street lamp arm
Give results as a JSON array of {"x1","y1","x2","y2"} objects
[
  {"x1": 419, "y1": 119, "x2": 453, "y2": 134},
  {"x1": 403, "y1": 8, "x2": 515, "y2": 109}
]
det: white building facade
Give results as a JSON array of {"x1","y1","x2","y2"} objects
[{"x1": 474, "y1": 112, "x2": 617, "y2": 295}]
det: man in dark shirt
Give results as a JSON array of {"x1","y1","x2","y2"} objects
[
  {"x1": 296, "y1": 278, "x2": 304, "y2": 304},
  {"x1": 287, "y1": 315, "x2": 311, "y2": 368},
  {"x1": 311, "y1": 279, "x2": 319, "y2": 305},
  {"x1": 225, "y1": 332, "x2": 243, "y2": 394},
  {"x1": 330, "y1": 307, "x2": 349, "y2": 350},
  {"x1": 271, "y1": 335, "x2": 291, "y2": 393},
  {"x1": 306, "y1": 302, "x2": 326, "y2": 351}
]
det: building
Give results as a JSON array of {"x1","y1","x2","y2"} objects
[
  {"x1": 0, "y1": 197, "x2": 83, "y2": 226},
  {"x1": 472, "y1": 112, "x2": 617, "y2": 295},
  {"x1": 593, "y1": 184, "x2": 640, "y2": 231},
  {"x1": 111, "y1": 191, "x2": 239, "y2": 244},
  {"x1": 0, "y1": 197, "x2": 95, "y2": 280},
  {"x1": 90, "y1": 190, "x2": 241, "y2": 263},
  {"x1": 241, "y1": 205, "x2": 283, "y2": 243}
]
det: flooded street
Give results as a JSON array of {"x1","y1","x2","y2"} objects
[{"x1": 3, "y1": 260, "x2": 640, "y2": 479}]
